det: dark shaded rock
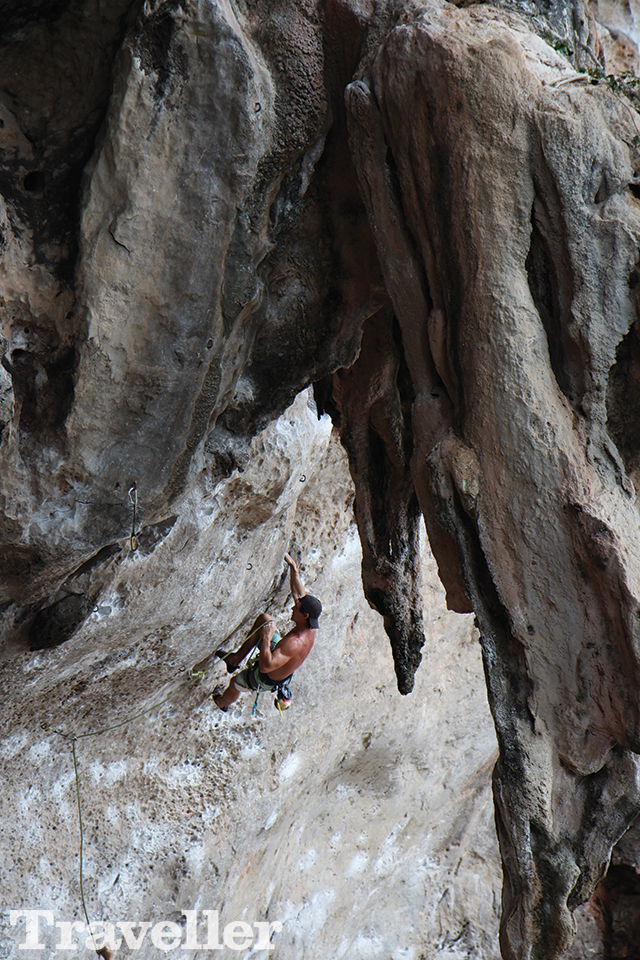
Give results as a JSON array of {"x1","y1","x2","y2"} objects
[{"x1": 328, "y1": 307, "x2": 425, "y2": 694}]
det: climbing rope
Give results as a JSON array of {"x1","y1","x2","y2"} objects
[
  {"x1": 41, "y1": 614, "x2": 282, "y2": 954},
  {"x1": 44, "y1": 666, "x2": 206, "y2": 954},
  {"x1": 72, "y1": 738, "x2": 96, "y2": 951}
]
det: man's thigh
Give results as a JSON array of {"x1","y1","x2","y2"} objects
[{"x1": 233, "y1": 669, "x2": 252, "y2": 690}]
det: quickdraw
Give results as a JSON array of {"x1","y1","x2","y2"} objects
[{"x1": 128, "y1": 483, "x2": 139, "y2": 552}]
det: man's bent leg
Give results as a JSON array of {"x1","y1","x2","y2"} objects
[
  {"x1": 226, "y1": 613, "x2": 273, "y2": 669},
  {"x1": 214, "y1": 678, "x2": 242, "y2": 710}
]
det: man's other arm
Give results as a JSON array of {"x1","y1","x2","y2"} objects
[
  {"x1": 259, "y1": 632, "x2": 298, "y2": 674},
  {"x1": 284, "y1": 553, "x2": 305, "y2": 600}
]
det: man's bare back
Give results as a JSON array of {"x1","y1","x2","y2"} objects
[{"x1": 258, "y1": 612, "x2": 315, "y2": 682}]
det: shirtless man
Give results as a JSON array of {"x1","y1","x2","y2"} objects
[{"x1": 213, "y1": 553, "x2": 322, "y2": 712}]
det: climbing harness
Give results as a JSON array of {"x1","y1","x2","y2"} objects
[{"x1": 243, "y1": 662, "x2": 293, "y2": 717}]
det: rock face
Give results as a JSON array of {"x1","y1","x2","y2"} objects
[
  {"x1": 1, "y1": 395, "x2": 503, "y2": 960},
  {"x1": 3, "y1": 0, "x2": 640, "y2": 957}
]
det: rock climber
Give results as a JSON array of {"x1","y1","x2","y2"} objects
[{"x1": 212, "y1": 553, "x2": 322, "y2": 712}]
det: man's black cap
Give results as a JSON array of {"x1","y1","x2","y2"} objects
[{"x1": 299, "y1": 595, "x2": 322, "y2": 629}]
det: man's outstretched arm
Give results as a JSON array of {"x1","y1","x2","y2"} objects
[{"x1": 284, "y1": 553, "x2": 305, "y2": 600}]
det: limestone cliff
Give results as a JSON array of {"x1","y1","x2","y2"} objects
[
  {"x1": 3, "y1": 0, "x2": 640, "y2": 957},
  {"x1": 2, "y1": 395, "x2": 503, "y2": 959}
]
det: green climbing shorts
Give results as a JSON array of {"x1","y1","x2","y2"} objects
[{"x1": 234, "y1": 664, "x2": 278, "y2": 692}]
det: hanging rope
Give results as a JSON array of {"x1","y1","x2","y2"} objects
[
  {"x1": 41, "y1": 614, "x2": 277, "y2": 954},
  {"x1": 72, "y1": 738, "x2": 97, "y2": 952},
  {"x1": 43, "y1": 667, "x2": 206, "y2": 954}
]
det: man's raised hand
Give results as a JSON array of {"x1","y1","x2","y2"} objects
[{"x1": 285, "y1": 552, "x2": 305, "y2": 599}]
